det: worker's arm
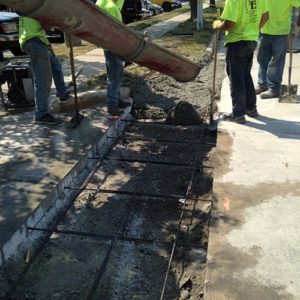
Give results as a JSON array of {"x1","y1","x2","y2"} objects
[
  {"x1": 260, "y1": 11, "x2": 269, "y2": 29},
  {"x1": 290, "y1": 8, "x2": 300, "y2": 38},
  {"x1": 213, "y1": 19, "x2": 235, "y2": 31}
]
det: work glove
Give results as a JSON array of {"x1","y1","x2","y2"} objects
[{"x1": 213, "y1": 20, "x2": 221, "y2": 30}]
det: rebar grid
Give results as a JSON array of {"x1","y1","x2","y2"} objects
[{"x1": 9, "y1": 120, "x2": 215, "y2": 299}]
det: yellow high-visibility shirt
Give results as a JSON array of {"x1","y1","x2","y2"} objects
[
  {"x1": 221, "y1": 0, "x2": 269, "y2": 44},
  {"x1": 96, "y1": 0, "x2": 124, "y2": 22},
  {"x1": 19, "y1": 17, "x2": 49, "y2": 49},
  {"x1": 261, "y1": 0, "x2": 300, "y2": 35}
]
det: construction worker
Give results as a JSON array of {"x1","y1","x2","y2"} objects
[
  {"x1": 256, "y1": 2, "x2": 300, "y2": 99},
  {"x1": 19, "y1": 17, "x2": 70, "y2": 125},
  {"x1": 96, "y1": 0, "x2": 130, "y2": 117},
  {"x1": 213, "y1": 0, "x2": 269, "y2": 123}
]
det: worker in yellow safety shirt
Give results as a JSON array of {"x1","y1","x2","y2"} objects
[
  {"x1": 256, "y1": 1, "x2": 300, "y2": 99},
  {"x1": 19, "y1": 17, "x2": 70, "y2": 125},
  {"x1": 96, "y1": 0, "x2": 131, "y2": 117},
  {"x1": 213, "y1": 0, "x2": 269, "y2": 124}
]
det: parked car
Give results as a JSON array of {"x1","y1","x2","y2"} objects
[
  {"x1": 0, "y1": 11, "x2": 23, "y2": 56},
  {"x1": 174, "y1": 0, "x2": 182, "y2": 8},
  {"x1": 142, "y1": 0, "x2": 163, "y2": 15},
  {"x1": 92, "y1": 0, "x2": 153, "y2": 23},
  {"x1": 0, "y1": 11, "x2": 65, "y2": 60},
  {"x1": 150, "y1": 0, "x2": 176, "y2": 12},
  {"x1": 122, "y1": 0, "x2": 152, "y2": 23}
]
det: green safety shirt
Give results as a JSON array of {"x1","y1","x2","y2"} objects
[
  {"x1": 96, "y1": 0, "x2": 124, "y2": 21},
  {"x1": 221, "y1": 0, "x2": 269, "y2": 45},
  {"x1": 261, "y1": 0, "x2": 300, "y2": 35},
  {"x1": 19, "y1": 17, "x2": 49, "y2": 49}
]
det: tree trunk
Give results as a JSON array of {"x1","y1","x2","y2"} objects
[{"x1": 190, "y1": 0, "x2": 197, "y2": 21}]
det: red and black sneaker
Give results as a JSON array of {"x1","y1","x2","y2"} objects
[{"x1": 107, "y1": 106, "x2": 124, "y2": 118}]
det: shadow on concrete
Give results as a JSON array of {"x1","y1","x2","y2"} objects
[
  {"x1": 245, "y1": 114, "x2": 300, "y2": 140},
  {"x1": 0, "y1": 102, "x2": 108, "y2": 249}
]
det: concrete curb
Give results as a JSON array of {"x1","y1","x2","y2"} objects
[{"x1": 50, "y1": 87, "x2": 131, "y2": 113}]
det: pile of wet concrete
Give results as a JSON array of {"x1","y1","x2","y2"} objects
[{"x1": 126, "y1": 51, "x2": 225, "y2": 124}]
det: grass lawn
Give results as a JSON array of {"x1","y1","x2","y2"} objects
[{"x1": 154, "y1": 6, "x2": 216, "y2": 62}]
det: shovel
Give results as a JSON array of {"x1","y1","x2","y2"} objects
[
  {"x1": 208, "y1": 8, "x2": 220, "y2": 131},
  {"x1": 279, "y1": 34, "x2": 298, "y2": 103},
  {"x1": 66, "y1": 34, "x2": 84, "y2": 128}
]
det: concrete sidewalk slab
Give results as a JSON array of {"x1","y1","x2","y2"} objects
[
  {"x1": 205, "y1": 35, "x2": 300, "y2": 299},
  {"x1": 60, "y1": 48, "x2": 106, "y2": 87},
  {"x1": 144, "y1": 11, "x2": 191, "y2": 38}
]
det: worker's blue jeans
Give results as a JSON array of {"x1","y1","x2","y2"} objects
[
  {"x1": 24, "y1": 38, "x2": 68, "y2": 118},
  {"x1": 50, "y1": 52, "x2": 69, "y2": 99},
  {"x1": 226, "y1": 41, "x2": 257, "y2": 117},
  {"x1": 24, "y1": 38, "x2": 52, "y2": 118},
  {"x1": 257, "y1": 34, "x2": 288, "y2": 93},
  {"x1": 104, "y1": 50, "x2": 123, "y2": 109}
]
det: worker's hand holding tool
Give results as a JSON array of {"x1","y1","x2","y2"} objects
[{"x1": 213, "y1": 20, "x2": 221, "y2": 30}]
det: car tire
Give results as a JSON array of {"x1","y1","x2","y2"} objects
[
  {"x1": 162, "y1": 2, "x2": 172, "y2": 11},
  {"x1": 149, "y1": 8, "x2": 156, "y2": 15}
]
